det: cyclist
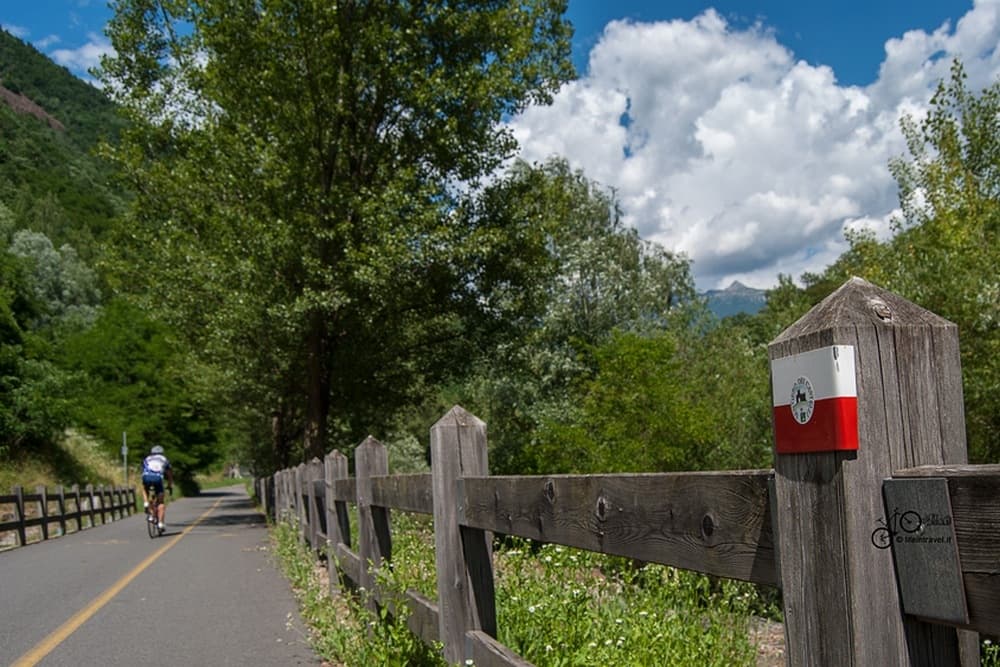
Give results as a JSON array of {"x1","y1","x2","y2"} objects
[{"x1": 141, "y1": 445, "x2": 173, "y2": 531}]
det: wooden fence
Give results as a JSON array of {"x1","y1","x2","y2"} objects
[
  {"x1": 0, "y1": 484, "x2": 137, "y2": 549},
  {"x1": 255, "y1": 278, "x2": 1000, "y2": 666}
]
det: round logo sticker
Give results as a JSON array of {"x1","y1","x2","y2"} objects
[{"x1": 789, "y1": 376, "x2": 815, "y2": 425}]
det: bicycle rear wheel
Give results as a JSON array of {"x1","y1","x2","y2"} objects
[{"x1": 147, "y1": 506, "x2": 158, "y2": 538}]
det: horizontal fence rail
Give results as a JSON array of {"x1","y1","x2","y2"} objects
[
  {"x1": 458, "y1": 471, "x2": 778, "y2": 586},
  {"x1": 0, "y1": 484, "x2": 137, "y2": 549},
  {"x1": 255, "y1": 279, "x2": 998, "y2": 667}
]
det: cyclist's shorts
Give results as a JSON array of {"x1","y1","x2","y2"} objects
[{"x1": 143, "y1": 473, "x2": 164, "y2": 494}]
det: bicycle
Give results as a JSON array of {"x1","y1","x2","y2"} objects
[
  {"x1": 144, "y1": 485, "x2": 171, "y2": 538},
  {"x1": 871, "y1": 507, "x2": 922, "y2": 549}
]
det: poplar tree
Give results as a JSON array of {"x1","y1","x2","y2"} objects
[{"x1": 100, "y1": 0, "x2": 573, "y2": 463}]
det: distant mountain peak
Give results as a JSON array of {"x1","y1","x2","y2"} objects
[{"x1": 702, "y1": 281, "x2": 767, "y2": 318}]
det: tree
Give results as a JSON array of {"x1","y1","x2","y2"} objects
[
  {"x1": 824, "y1": 60, "x2": 1000, "y2": 463},
  {"x1": 0, "y1": 224, "x2": 75, "y2": 458},
  {"x1": 456, "y1": 159, "x2": 698, "y2": 473},
  {"x1": 60, "y1": 298, "x2": 221, "y2": 490},
  {"x1": 8, "y1": 230, "x2": 101, "y2": 333},
  {"x1": 99, "y1": 0, "x2": 574, "y2": 464}
]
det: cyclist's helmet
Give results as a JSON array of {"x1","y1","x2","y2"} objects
[{"x1": 150, "y1": 445, "x2": 165, "y2": 454}]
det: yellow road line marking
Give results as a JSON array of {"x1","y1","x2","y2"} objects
[{"x1": 11, "y1": 497, "x2": 225, "y2": 667}]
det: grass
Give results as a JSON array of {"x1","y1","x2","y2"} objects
[
  {"x1": 0, "y1": 430, "x2": 124, "y2": 491},
  {"x1": 270, "y1": 510, "x2": 1000, "y2": 666},
  {"x1": 270, "y1": 511, "x2": 771, "y2": 666}
]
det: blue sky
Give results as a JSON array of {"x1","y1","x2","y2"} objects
[
  {"x1": 2, "y1": 1, "x2": 995, "y2": 289},
  {"x1": 0, "y1": 1, "x2": 972, "y2": 86},
  {"x1": 567, "y1": 1, "x2": 969, "y2": 86}
]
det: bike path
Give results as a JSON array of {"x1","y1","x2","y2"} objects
[{"x1": 0, "y1": 484, "x2": 320, "y2": 666}]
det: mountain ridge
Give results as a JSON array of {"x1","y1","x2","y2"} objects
[{"x1": 702, "y1": 280, "x2": 767, "y2": 318}]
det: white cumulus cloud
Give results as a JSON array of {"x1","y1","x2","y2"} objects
[
  {"x1": 50, "y1": 32, "x2": 114, "y2": 83},
  {"x1": 510, "y1": 1, "x2": 1000, "y2": 289}
]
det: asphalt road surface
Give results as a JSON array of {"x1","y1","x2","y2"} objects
[{"x1": 0, "y1": 484, "x2": 321, "y2": 666}]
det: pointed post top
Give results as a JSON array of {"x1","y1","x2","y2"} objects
[
  {"x1": 432, "y1": 405, "x2": 485, "y2": 431},
  {"x1": 771, "y1": 277, "x2": 956, "y2": 348},
  {"x1": 357, "y1": 435, "x2": 384, "y2": 451}
]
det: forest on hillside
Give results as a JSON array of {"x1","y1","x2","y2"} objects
[{"x1": 1, "y1": 3, "x2": 997, "y2": 494}]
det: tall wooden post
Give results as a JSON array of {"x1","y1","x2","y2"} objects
[
  {"x1": 295, "y1": 462, "x2": 307, "y2": 541},
  {"x1": 355, "y1": 437, "x2": 391, "y2": 611},
  {"x1": 307, "y1": 458, "x2": 323, "y2": 550},
  {"x1": 770, "y1": 277, "x2": 978, "y2": 666},
  {"x1": 72, "y1": 485, "x2": 82, "y2": 532},
  {"x1": 325, "y1": 449, "x2": 352, "y2": 595},
  {"x1": 431, "y1": 406, "x2": 496, "y2": 665}
]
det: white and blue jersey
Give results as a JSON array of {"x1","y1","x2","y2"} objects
[{"x1": 142, "y1": 453, "x2": 170, "y2": 492}]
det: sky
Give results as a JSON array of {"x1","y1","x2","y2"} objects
[{"x1": 3, "y1": 0, "x2": 998, "y2": 290}]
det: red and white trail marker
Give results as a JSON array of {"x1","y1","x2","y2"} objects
[{"x1": 771, "y1": 345, "x2": 859, "y2": 454}]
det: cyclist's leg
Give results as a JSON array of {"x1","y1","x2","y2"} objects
[{"x1": 156, "y1": 491, "x2": 166, "y2": 525}]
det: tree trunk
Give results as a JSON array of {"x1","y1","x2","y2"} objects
[{"x1": 303, "y1": 312, "x2": 331, "y2": 460}]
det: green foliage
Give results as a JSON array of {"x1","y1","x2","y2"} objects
[
  {"x1": 458, "y1": 159, "x2": 698, "y2": 474},
  {"x1": 0, "y1": 31, "x2": 126, "y2": 261},
  {"x1": 0, "y1": 230, "x2": 76, "y2": 457},
  {"x1": 99, "y1": 0, "x2": 576, "y2": 466},
  {"x1": 272, "y1": 512, "x2": 765, "y2": 666},
  {"x1": 820, "y1": 60, "x2": 1000, "y2": 463},
  {"x1": 8, "y1": 229, "x2": 101, "y2": 332},
  {"x1": 0, "y1": 28, "x2": 126, "y2": 148},
  {"x1": 496, "y1": 541, "x2": 761, "y2": 666},
  {"x1": 271, "y1": 519, "x2": 443, "y2": 666},
  {"x1": 60, "y1": 298, "x2": 221, "y2": 486},
  {"x1": 535, "y1": 322, "x2": 772, "y2": 474}
]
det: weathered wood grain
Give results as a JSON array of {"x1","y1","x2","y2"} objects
[
  {"x1": 356, "y1": 437, "x2": 391, "y2": 609},
  {"x1": 325, "y1": 450, "x2": 350, "y2": 595},
  {"x1": 330, "y1": 477, "x2": 357, "y2": 503},
  {"x1": 371, "y1": 474, "x2": 433, "y2": 514},
  {"x1": 892, "y1": 466, "x2": 1000, "y2": 635},
  {"x1": 431, "y1": 406, "x2": 496, "y2": 666},
  {"x1": 465, "y1": 630, "x2": 534, "y2": 667},
  {"x1": 769, "y1": 277, "x2": 975, "y2": 667},
  {"x1": 459, "y1": 471, "x2": 777, "y2": 586}
]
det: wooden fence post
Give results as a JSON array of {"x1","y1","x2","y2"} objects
[
  {"x1": 57, "y1": 486, "x2": 67, "y2": 536},
  {"x1": 13, "y1": 486, "x2": 26, "y2": 546},
  {"x1": 72, "y1": 485, "x2": 82, "y2": 532},
  {"x1": 770, "y1": 277, "x2": 978, "y2": 666},
  {"x1": 98, "y1": 485, "x2": 108, "y2": 524},
  {"x1": 431, "y1": 406, "x2": 496, "y2": 665},
  {"x1": 37, "y1": 485, "x2": 49, "y2": 541},
  {"x1": 86, "y1": 484, "x2": 96, "y2": 527},
  {"x1": 355, "y1": 437, "x2": 391, "y2": 610},
  {"x1": 313, "y1": 458, "x2": 326, "y2": 549},
  {"x1": 282, "y1": 469, "x2": 291, "y2": 520},
  {"x1": 325, "y1": 449, "x2": 351, "y2": 595},
  {"x1": 305, "y1": 458, "x2": 321, "y2": 549},
  {"x1": 295, "y1": 463, "x2": 307, "y2": 541},
  {"x1": 274, "y1": 471, "x2": 283, "y2": 520}
]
